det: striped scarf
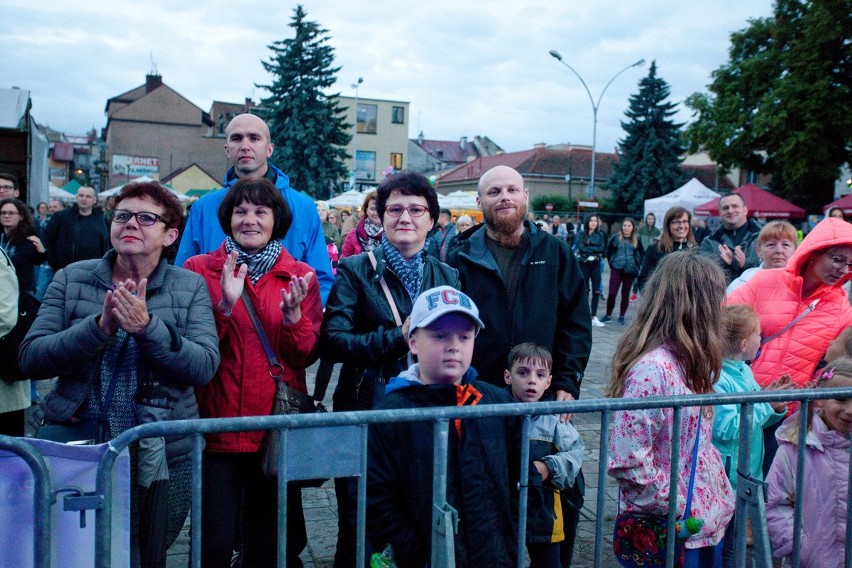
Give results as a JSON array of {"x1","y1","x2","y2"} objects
[
  {"x1": 225, "y1": 237, "x2": 281, "y2": 284},
  {"x1": 381, "y1": 235, "x2": 425, "y2": 302}
]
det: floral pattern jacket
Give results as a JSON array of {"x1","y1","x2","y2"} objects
[{"x1": 608, "y1": 346, "x2": 735, "y2": 548}]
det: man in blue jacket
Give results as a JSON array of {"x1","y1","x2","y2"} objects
[{"x1": 175, "y1": 113, "x2": 333, "y2": 303}]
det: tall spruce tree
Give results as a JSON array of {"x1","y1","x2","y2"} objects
[
  {"x1": 607, "y1": 61, "x2": 686, "y2": 215},
  {"x1": 257, "y1": 5, "x2": 351, "y2": 199}
]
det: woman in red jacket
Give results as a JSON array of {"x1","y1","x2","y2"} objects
[
  {"x1": 341, "y1": 191, "x2": 382, "y2": 257},
  {"x1": 185, "y1": 178, "x2": 323, "y2": 568}
]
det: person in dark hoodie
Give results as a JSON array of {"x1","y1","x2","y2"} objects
[{"x1": 367, "y1": 285, "x2": 518, "y2": 568}]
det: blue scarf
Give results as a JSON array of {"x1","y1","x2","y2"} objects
[{"x1": 381, "y1": 235, "x2": 426, "y2": 302}]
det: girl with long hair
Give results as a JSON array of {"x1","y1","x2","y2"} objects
[
  {"x1": 606, "y1": 252, "x2": 735, "y2": 566},
  {"x1": 575, "y1": 214, "x2": 607, "y2": 326},
  {"x1": 602, "y1": 217, "x2": 643, "y2": 324}
]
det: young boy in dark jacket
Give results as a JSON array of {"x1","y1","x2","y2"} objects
[
  {"x1": 504, "y1": 343, "x2": 584, "y2": 568},
  {"x1": 367, "y1": 285, "x2": 518, "y2": 568}
]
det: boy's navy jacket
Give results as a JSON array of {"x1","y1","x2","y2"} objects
[
  {"x1": 367, "y1": 365, "x2": 519, "y2": 568},
  {"x1": 513, "y1": 389, "x2": 585, "y2": 544}
]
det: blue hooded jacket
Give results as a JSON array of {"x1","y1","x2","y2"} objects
[{"x1": 175, "y1": 164, "x2": 334, "y2": 303}]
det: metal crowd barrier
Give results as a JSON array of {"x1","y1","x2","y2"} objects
[{"x1": 2, "y1": 387, "x2": 851, "y2": 568}]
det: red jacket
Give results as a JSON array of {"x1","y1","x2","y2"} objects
[
  {"x1": 185, "y1": 244, "x2": 323, "y2": 453},
  {"x1": 726, "y1": 218, "x2": 852, "y2": 388}
]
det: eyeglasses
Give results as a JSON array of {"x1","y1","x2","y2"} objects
[
  {"x1": 669, "y1": 219, "x2": 690, "y2": 226},
  {"x1": 0, "y1": 185, "x2": 15, "y2": 192},
  {"x1": 824, "y1": 253, "x2": 852, "y2": 269},
  {"x1": 109, "y1": 209, "x2": 168, "y2": 226},
  {"x1": 0, "y1": 210, "x2": 19, "y2": 216},
  {"x1": 384, "y1": 205, "x2": 428, "y2": 218}
]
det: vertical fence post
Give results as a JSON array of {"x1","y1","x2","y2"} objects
[
  {"x1": 734, "y1": 403, "x2": 753, "y2": 568},
  {"x1": 516, "y1": 415, "x2": 531, "y2": 568},
  {"x1": 190, "y1": 433, "x2": 203, "y2": 568},
  {"x1": 357, "y1": 424, "x2": 368, "y2": 568},
  {"x1": 594, "y1": 410, "x2": 610, "y2": 567},
  {"x1": 278, "y1": 428, "x2": 289, "y2": 567},
  {"x1": 665, "y1": 406, "x2": 683, "y2": 568},
  {"x1": 791, "y1": 401, "x2": 809, "y2": 567},
  {"x1": 431, "y1": 419, "x2": 455, "y2": 568}
]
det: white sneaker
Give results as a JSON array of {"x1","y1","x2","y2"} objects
[{"x1": 591, "y1": 316, "x2": 605, "y2": 327}]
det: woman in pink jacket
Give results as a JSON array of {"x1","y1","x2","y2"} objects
[
  {"x1": 766, "y1": 358, "x2": 851, "y2": 567},
  {"x1": 726, "y1": 217, "x2": 852, "y2": 389},
  {"x1": 606, "y1": 252, "x2": 734, "y2": 566},
  {"x1": 340, "y1": 191, "x2": 382, "y2": 258}
]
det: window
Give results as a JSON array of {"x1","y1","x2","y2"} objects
[
  {"x1": 392, "y1": 106, "x2": 405, "y2": 124},
  {"x1": 357, "y1": 104, "x2": 378, "y2": 134},
  {"x1": 355, "y1": 151, "x2": 376, "y2": 180},
  {"x1": 390, "y1": 153, "x2": 403, "y2": 170}
]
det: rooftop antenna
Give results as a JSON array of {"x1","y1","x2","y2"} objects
[{"x1": 149, "y1": 52, "x2": 159, "y2": 76}]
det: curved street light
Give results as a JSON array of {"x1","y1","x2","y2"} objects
[
  {"x1": 350, "y1": 77, "x2": 364, "y2": 189},
  {"x1": 549, "y1": 51, "x2": 644, "y2": 199}
]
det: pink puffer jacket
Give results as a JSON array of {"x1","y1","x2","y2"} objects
[{"x1": 726, "y1": 218, "x2": 852, "y2": 388}]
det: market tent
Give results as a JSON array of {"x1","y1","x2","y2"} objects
[
  {"x1": 643, "y1": 178, "x2": 720, "y2": 227},
  {"x1": 100, "y1": 176, "x2": 191, "y2": 202},
  {"x1": 48, "y1": 183, "x2": 76, "y2": 204},
  {"x1": 823, "y1": 194, "x2": 852, "y2": 216},
  {"x1": 327, "y1": 189, "x2": 368, "y2": 208},
  {"x1": 438, "y1": 191, "x2": 478, "y2": 209},
  {"x1": 694, "y1": 184, "x2": 806, "y2": 219}
]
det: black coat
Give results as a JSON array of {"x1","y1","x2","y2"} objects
[
  {"x1": 43, "y1": 205, "x2": 110, "y2": 270},
  {"x1": 447, "y1": 221, "x2": 591, "y2": 398},
  {"x1": 319, "y1": 247, "x2": 459, "y2": 410},
  {"x1": 367, "y1": 375, "x2": 518, "y2": 568}
]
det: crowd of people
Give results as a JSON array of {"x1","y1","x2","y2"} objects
[{"x1": 1, "y1": 113, "x2": 849, "y2": 568}]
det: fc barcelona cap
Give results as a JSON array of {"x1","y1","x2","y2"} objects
[{"x1": 408, "y1": 285, "x2": 484, "y2": 337}]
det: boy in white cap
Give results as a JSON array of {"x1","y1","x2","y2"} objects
[{"x1": 367, "y1": 285, "x2": 518, "y2": 567}]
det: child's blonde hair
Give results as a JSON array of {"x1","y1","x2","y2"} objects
[
  {"x1": 826, "y1": 326, "x2": 852, "y2": 361},
  {"x1": 784, "y1": 358, "x2": 852, "y2": 442},
  {"x1": 722, "y1": 304, "x2": 760, "y2": 358}
]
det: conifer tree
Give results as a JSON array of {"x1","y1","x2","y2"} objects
[
  {"x1": 608, "y1": 61, "x2": 685, "y2": 214},
  {"x1": 257, "y1": 5, "x2": 351, "y2": 198}
]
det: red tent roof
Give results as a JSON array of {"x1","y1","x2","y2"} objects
[
  {"x1": 823, "y1": 194, "x2": 852, "y2": 215},
  {"x1": 693, "y1": 184, "x2": 806, "y2": 219}
]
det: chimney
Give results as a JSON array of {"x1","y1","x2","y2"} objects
[
  {"x1": 244, "y1": 97, "x2": 254, "y2": 111},
  {"x1": 418, "y1": 131, "x2": 424, "y2": 145},
  {"x1": 146, "y1": 73, "x2": 163, "y2": 93},
  {"x1": 460, "y1": 136, "x2": 468, "y2": 150}
]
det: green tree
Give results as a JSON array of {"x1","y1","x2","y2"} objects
[
  {"x1": 257, "y1": 5, "x2": 351, "y2": 199},
  {"x1": 607, "y1": 61, "x2": 686, "y2": 215},
  {"x1": 684, "y1": 0, "x2": 852, "y2": 210}
]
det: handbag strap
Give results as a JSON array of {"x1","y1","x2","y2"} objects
[
  {"x1": 760, "y1": 299, "x2": 819, "y2": 346},
  {"x1": 617, "y1": 411, "x2": 702, "y2": 516},
  {"x1": 240, "y1": 289, "x2": 285, "y2": 381},
  {"x1": 368, "y1": 250, "x2": 403, "y2": 326}
]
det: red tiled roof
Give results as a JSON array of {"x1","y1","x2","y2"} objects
[{"x1": 436, "y1": 147, "x2": 619, "y2": 183}]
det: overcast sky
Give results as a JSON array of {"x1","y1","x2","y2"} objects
[{"x1": 2, "y1": 0, "x2": 774, "y2": 154}]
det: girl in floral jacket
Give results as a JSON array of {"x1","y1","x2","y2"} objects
[{"x1": 606, "y1": 252, "x2": 735, "y2": 567}]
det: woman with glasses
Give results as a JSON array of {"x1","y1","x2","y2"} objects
[
  {"x1": 320, "y1": 170, "x2": 459, "y2": 567},
  {"x1": 637, "y1": 206, "x2": 696, "y2": 291},
  {"x1": 727, "y1": 217, "x2": 852, "y2": 471},
  {"x1": 20, "y1": 182, "x2": 220, "y2": 568},
  {"x1": 0, "y1": 198, "x2": 45, "y2": 297}
]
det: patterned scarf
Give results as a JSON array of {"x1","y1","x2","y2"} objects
[
  {"x1": 381, "y1": 234, "x2": 425, "y2": 302},
  {"x1": 84, "y1": 328, "x2": 138, "y2": 440},
  {"x1": 225, "y1": 236, "x2": 281, "y2": 284},
  {"x1": 357, "y1": 217, "x2": 384, "y2": 252}
]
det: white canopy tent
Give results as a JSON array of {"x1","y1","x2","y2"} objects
[
  {"x1": 100, "y1": 176, "x2": 191, "y2": 202},
  {"x1": 643, "y1": 178, "x2": 721, "y2": 227},
  {"x1": 48, "y1": 183, "x2": 76, "y2": 204},
  {"x1": 438, "y1": 191, "x2": 479, "y2": 210},
  {"x1": 327, "y1": 189, "x2": 368, "y2": 208}
]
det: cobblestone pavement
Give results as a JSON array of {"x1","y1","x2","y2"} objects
[{"x1": 26, "y1": 289, "x2": 634, "y2": 568}]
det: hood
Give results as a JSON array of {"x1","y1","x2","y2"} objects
[
  {"x1": 385, "y1": 364, "x2": 479, "y2": 394},
  {"x1": 776, "y1": 409, "x2": 851, "y2": 451},
  {"x1": 786, "y1": 217, "x2": 852, "y2": 285}
]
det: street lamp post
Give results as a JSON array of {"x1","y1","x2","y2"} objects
[
  {"x1": 350, "y1": 77, "x2": 363, "y2": 189},
  {"x1": 548, "y1": 51, "x2": 644, "y2": 199}
]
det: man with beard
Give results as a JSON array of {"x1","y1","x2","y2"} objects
[{"x1": 447, "y1": 165, "x2": 592, "y2": 567}]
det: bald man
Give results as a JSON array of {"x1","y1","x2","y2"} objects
[
  {"x1": 175, "y1": 113, "x2": 333, "y2": 302},
  {"x1": 447, "y1": 165, "x2": 591, "y2": 565}
]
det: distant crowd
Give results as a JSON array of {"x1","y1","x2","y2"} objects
[{"x1": 0, "y1": 113, "x2": 849, "y2": 568}]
